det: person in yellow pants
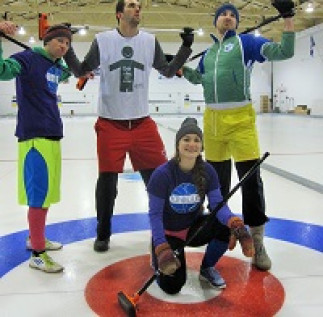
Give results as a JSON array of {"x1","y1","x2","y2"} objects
[{"x1": 183, "y1": 1, "x2": 296, "y2": 270}]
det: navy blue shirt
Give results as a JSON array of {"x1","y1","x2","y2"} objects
[
  {"x1": 148, "y1": 159, "x2": 235, "y2": 246},
  {"x1": 11, "y1": 48, "x2": 65, "y2": 140}
]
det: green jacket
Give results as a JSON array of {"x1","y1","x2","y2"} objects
[{"x1": 183, "y1": 30, "x2": 295, "y2": 106}]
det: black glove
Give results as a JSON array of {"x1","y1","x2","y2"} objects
[
  {"x1": 180, "y1": 27, "x2": 194, "y2": 48},
  {"x1": 272, "y1": 0, "x2": 295, "y2": 18}
]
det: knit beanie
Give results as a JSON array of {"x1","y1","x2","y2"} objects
[
  {"x1": 176, "y1": 117, "x2": 203, "y2": 147},
  {"x1": 43, "y1": 24, "x2": 72, "y2": 45},
  {"x1": 214, "y1": 3, "x2": 240, "y2": 28}
]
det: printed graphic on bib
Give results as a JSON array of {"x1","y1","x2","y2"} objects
[
  {"x1": 109, "y1": 46, "x2": 144, "y2": 92},
  {"x1": 170, "y1": 183, "x2": 200, "y2": 214}
]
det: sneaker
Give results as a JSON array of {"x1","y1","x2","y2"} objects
[
  {"x1": 253, "y1": 244, "x2": 272, "y2": 271},
  {"x1": 29, "y1": 252, "x2": 64, "y2": 273},
  {"x1": 94, "y1": 238, "x2": 110, "y2": 252},
  {"x1": 26, "y1": 238, "x2": 63, "y2": 251},
  {"x1": 199, "y1": 267, "x2": 226, "y2": 289}
]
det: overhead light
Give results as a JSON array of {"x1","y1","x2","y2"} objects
[
  {"x1": 305, "y1": 3, "x2": 314, "y2": 13},
  {"x1": 197, "y1": 28, "x2": 204, "y2": 36},
  {"x1": 78, "y1": 28, "x2": 87, "y2": 36},
  {"x1": 18, "y1": 26, "x2": 26, "y2": 35},
  {"x1": 29, "y1": 36, "x2": 35, "y2": 44}
]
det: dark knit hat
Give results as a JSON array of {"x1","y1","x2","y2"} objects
[
  {"x1": 43, "y1": 24, "x2": 72, "y2": 45},
  {"x1": 176, "y1": 117, "x2": 203, "y2": 147},
  {"x1": 214, "y1": 3, "x2": 239, "y2": 28}
]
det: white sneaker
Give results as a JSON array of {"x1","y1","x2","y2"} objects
[
  {"x1": 26, "y1": 238, "x2": 63, "y2": 251},
  {"x1": 29, "y1": 252, "x2": 64, "y2": 273}
]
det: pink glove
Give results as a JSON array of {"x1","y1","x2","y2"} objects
[{"x1": 155, "y1": 243, "x2": 181, "y2": 275}]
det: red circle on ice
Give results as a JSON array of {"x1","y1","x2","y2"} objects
[{"x1": 85, "y1": 253, "x2": 284, "y2": 316}]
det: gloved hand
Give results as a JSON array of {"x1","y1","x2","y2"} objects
[
  {"x1": 228, "y1": 217, "x2": 255, "y2": 257},
  {"x1": 272, "y1": 0, "x2": 295, "y2": 18},
  {"x1": 180, "y1": 27, "x2": 194, "y2": 48},
  {"x1": 0, "y1": 21, "x2": 17, "y2": 36},
  {"x1": 155, "y1": 242, "x2": 181, "y2": 275},
  {"x1": 165, "y1": 54, "x2": 183, "y2": 77}
]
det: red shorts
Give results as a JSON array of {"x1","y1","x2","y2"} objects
[{"x1": 95, "y1": 117, "x2": 167, "y2": 172}]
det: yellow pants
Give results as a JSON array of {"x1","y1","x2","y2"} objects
[{"x1": 204, "y1": 104, "x2": 260, "y2": 162}]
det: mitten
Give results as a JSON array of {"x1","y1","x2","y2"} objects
[
  {"x1": 272, "y1": 0, "x2": 295, "y2": 18},
  {"x1": 180, "y1": 27, "x2": 194, "y2": 48},
  {"x1": 155, "y1": 242, "x2": 181, "y2": 275},
  {"x1": 228, "y1": 217, "x2": 255, "y2": 257}
]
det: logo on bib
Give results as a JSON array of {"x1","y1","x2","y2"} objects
[{"x1": 169, "y1": 183, "x2": 200, "y2": 214}]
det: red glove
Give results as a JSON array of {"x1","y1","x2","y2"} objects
[
  {"x1": 155, "y1": 243, "x2": 181, "y2": 275},
  {"x1": 228, "y1": 217, "x2": 255, "y2": 257}
]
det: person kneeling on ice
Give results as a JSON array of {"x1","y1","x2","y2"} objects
[{"x1": 148, "y1": 117, "x2": 254, "y2": 293}]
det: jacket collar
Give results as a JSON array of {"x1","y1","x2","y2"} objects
[
  {"x1": 210, "y1": 29, "x2": 237, "y2": 43},
  {"x1": 32, "y1": 46, "x2": 64, "y2": 64}
]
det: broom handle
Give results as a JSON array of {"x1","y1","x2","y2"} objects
[{"x1": 0, "y1": 31, "x2": 30, "y2": 49}]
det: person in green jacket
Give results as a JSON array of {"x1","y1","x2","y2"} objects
[{"x1": 182, "y1": 0, "x2": 295, "y2": 271}]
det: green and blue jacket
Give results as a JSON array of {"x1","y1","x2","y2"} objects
[{"x1": 183, "y1": 30, "x2": 295, "y2": 108}]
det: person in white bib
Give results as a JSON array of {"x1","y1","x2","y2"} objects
[{"x1": 64, "y1": 0, "x2": 194, "y2": 252}]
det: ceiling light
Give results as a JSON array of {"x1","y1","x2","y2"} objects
[
  {"x1": 78, "y1": 28, "x2": 87, "y2": 36},
  {"x1": 18, "y1": 26, "x2": 26, "y2": 35},
  {"x1": 305, "y1": 3, "x2": 314, "y2": 13},
  {"x1": 197, "y1": 28, "x2": 204, "y2": 36},
  {"x1": 29, "y1": 36, "x2": 35, "y2": 44}
]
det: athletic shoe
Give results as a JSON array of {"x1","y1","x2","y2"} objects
[
  {"x1": 26, "y1": 238, "x2": 63, "y2": 251},
  {"x1": 29, "y1": 252, "x2": 64, "y2": 273},
  {"x1": 93, "y1": 238, "x2": 110, "y2": 252},
  {"x1": 199, "y1": 267, "x2": 226, "y2": 289}
]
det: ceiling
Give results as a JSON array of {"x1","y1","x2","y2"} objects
[{"x1": 1, "y1": 0, "x2": 323, "y2": 44}]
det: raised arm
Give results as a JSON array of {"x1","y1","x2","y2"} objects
[
  {"x1": 153, "y1": 28, "x2": 193, "y2": 78},
  {"x1": 64, "y1": 38, "x2": 100, "y2": 77},
  {"x1": 0, "y1": 21, "x2": 21, "y2": 80}
]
